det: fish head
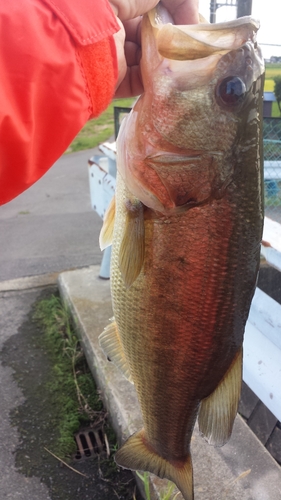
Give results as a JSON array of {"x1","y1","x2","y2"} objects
[{"x1": 117, "y1": 3, "x2": 265, "y2": 214}]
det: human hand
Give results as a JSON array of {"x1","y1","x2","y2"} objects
[{"x1": 109, "y1": 0, "x2": 199, "y2": 98}]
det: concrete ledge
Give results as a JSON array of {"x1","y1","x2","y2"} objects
[
  {"x1": 0, "y1": 272, "x2": 59, "y2": 292},
  {"x1": 58, "y1": 266, "x2": 281, "y2": 500}
]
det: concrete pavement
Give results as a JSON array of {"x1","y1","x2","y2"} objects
[
  {"x1": 0, "y1": 148, "x2": 103, "y2": 282},
  {"x1": 0, "y1": 283, "x2": 53, "y2": 500}
]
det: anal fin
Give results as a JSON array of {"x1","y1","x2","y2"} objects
[
  {"x1": 198, "y1": 348, "x2": 243, "y2": 447},
  {"x1": 119, "y1": 198, "x2": 145, "y2": 288},
  {"x1": 115, "y1": 430, "x2": 193, "y2": 500},
  {"x1": 99, "y1": 320, "x2": 133, "y2": 383},
  {"x1": 99, "y1": 195, "x2": 115, "y2": 251}
]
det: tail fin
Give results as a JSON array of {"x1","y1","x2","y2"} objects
[{"x1": 115, "y1": 430, "x2": 193, "y2": 500}]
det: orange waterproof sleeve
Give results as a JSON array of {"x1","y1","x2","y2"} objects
[{"x1": 0, "y1": 0, "x2": 119, "y2": 205}]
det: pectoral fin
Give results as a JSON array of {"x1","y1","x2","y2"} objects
[
  {"x1": 115, "y1": 430, "x2": 193, "y2": 500},
  {"x1": 119, "y1": 199, "x2": 145, "y2": 288},
  {"x1": 198, "y1": 348, "x2": 242, "y2": 447},
  {"x1": 99, "y1": 196, "x2": 116, "y2": 251},
  {"x1": 99, "y1": 320, "x2": 133, "y2": 383}
]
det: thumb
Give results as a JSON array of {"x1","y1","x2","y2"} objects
[
  {"x1": 112, "y1": 18, "x2": 127, "y2": 88},
  {"x1": 109, "y1": 1, "x2": 158, "y2": 21}
]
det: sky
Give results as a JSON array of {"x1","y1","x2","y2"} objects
[{"x1": 199, "y1": 0, "x2": 281, "y2": 59}]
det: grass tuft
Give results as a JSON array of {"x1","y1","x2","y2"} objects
[{"x1": 33, "y1": 294, "x2": 106, "y2": 458}]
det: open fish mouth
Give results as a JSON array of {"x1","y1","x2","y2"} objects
[{"x1": 148, "y1": 4, "x2": 260, "y2": 61}]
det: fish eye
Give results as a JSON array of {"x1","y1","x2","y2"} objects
[{"x1": 216, "y1": 76, "x2": 246, "y2": 106}]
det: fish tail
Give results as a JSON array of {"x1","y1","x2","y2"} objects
[{"x1": 115, "y1": 430, "x2": 193, "y2": 500}]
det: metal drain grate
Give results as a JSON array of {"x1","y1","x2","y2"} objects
[{"x1": 74, "y1": 426, "x2": 108, "y2": 460}]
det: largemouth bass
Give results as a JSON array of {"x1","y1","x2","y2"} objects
[{"x1": 99, "y1": 4, "x2": 264, "y2": 499}]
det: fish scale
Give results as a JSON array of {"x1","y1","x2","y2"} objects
[
  {"x1": 111, "y1": 177, "x2": 247, "y2": 418},
  {"x1": 99, "y1": 4, "x2": 264, "y2": 499}
]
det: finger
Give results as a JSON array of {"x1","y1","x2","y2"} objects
[
  {"x1": 161, "y1": 0, "x2": 199, "y2": 24},
  {"x1": 123, "y1": 17, "x2": 142, "y2": 45},
  {"x1": 112, "y1": 21, "x2": 127, "y2": 89},
  {"x1": 109, "y1": 0, "x2": 158, "y2": 21},
  {"x1": 115, "y1": 66, "x2": 143, "y2": 98},
  {"x1": 124, "y1": 41, "x2": 141, "y2": 67}
]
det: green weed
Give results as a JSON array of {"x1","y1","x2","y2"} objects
[
  {"x1": 33, "y1": 294, "x2": 106, "y2": 458},
  {"x1": 136, "y1": 472, "x2": 151, "y2": 500},
  {"x1": 136, "y1": 471, "x2": 180, "y2": 500}
]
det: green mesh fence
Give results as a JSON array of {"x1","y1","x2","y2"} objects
[{"x1": 263, "y1": 118, "x2": 281, "y2": 222}]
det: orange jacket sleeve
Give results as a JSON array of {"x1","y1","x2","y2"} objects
[{"x1": 0, "y1": 0, "x2": 119, "y2": 205}]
